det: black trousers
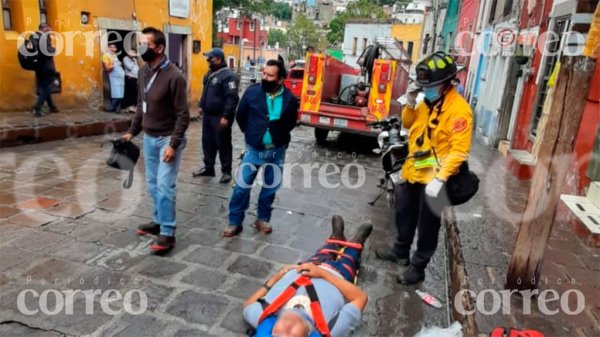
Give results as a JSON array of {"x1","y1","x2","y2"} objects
[
  {"x1": 34, "y1": 71, "x2": 56, "y2": 111},
  {"x1": 123, "y1": 76, "x2": 138, "y2": 108},
  {"x1": 392, "y1": 182, "x2": 448, "y2": 269},
  {"x1": 202, "y1": 114, "x2": 233, "y2": 174}
]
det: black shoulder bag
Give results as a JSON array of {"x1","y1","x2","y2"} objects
[{"x1": 103, "y1": 139, "x2": 140, "y2": 189}]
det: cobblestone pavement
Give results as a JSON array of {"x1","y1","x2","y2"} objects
[
  {"x1": 454, "y1": 138, "x2": 600, "y2": 337},
  {"x1": 0, "y1": 123, "x2": 451, "y2": 337}
]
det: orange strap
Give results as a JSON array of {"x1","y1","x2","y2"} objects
[
  {"x1": 325, "y1": 239, "x2": 363, "y2": 250},
  {"x1": 258, "y1": 275, "x2": 331, "y2": 337}
]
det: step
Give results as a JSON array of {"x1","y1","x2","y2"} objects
[
  {"x1": 508, "y1": 149, "x2": 536, "y2": 165},
  {"x1": 506, "y1": 149, "x2": 536, "y2": 180},
  {"x1": 560, "y1": 194, "x2": 600, "y2": 247},
  {"x1": 587, "y1": 181, "x2": 600, "y2": 209}
]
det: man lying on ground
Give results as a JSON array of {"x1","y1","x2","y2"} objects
[{"x1": 243, "y1": 215, "x2": 372, "y2": 337}]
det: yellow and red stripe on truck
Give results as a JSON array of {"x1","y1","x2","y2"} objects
[
  {"x1": 368, "y1": 59, "x2": 397, "y2": 121},
  {"x1": 300, "y1": 53, "x2": 325, "y2": 113}
]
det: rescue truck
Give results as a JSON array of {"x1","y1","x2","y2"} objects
[{"x1": 297, "y1": 40, "x2": 411, "y2": 144}]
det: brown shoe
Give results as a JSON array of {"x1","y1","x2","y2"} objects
[
  {"x1": 251, "y1": 220, "x2": 272, "y2": 234},
  {"x1": 223, "y1": 225, "x2": 243, "y2": 238}
]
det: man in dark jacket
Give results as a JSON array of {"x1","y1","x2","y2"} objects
[
  {"x1": 122, "y1": 27, "x2": 190, "y2": 253},
  {"x1": 32, "y1": 23, "x2": 59, "y2": 117},
  {"x1": 193, "y1": 48, "x2": 240, "y2": 183},
  {"x1": 223, "y1": 59, "x2": 298, "y2": 237}
]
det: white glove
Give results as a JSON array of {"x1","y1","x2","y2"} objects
[
  {"x1": 397, "y1": 82, "x2": 422, "y2": 107},
  {"x1": 406, "y1": 82, "x2": 421, "y2": 106},
  {"x1": 425, "y1": 178, "x2": 444, "y2": 198}
]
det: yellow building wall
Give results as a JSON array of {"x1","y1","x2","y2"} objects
[
  {"x1": 222, "y1": 43, "x2": 283, "y2": 71},
  {"x1": 223, "y1": 43, "x2": 240, "y2": 69},
  {"x1": 391, "y1": 23, "x2": 423, "y2": 64},
  {"x1": 0, "y1": 0, "x2": 212, "y2": 112}
]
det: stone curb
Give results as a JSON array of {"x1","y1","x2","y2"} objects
[
  {"x1": 444, "y1": 207, "x2": 479, "y2": 336},
  {"x1": 0, "y1": 118, "x2": 130, "y2": 148}
]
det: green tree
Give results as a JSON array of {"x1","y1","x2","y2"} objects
[
  {"x1": 271, "y1": 2, "x2": 292, "y2": 20},
  {"x1": 326, "y1": 0, "x2": 390, "y2": 46},
  {"x1": 288, "y1": 14, "x2": 326, "y2": 58},
  {"x1": 268, "y1": 29, "x2": 288, "y2": 48},
  {"x1": 327, "y1": 14, "x2": 348, "y2": 46}
]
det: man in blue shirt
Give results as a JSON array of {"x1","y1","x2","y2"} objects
[
  {"x1": 243, "y1": 216, "x2": 372, "y2": 337},
  {"x1": 224, "y1": 60, "x2": 298, "y2": 237}
]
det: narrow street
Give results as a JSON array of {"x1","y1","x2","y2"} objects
[{"x1": 0, "y1": 124, "x2": 451, "y2": 337}]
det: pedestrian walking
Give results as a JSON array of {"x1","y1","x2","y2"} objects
[
  {"x1": 32, "y1": 23, "x2": 59, "y2": 117},
  {"x1": 123, "y1": 50, "x2": 140, "y2": 113},
  {"x1": 102, "y1": 43, "x2": 125, "y2": 112},
  {"x1": 122, "y1": 27, "x2": 190, "y2": 253},
  {"x1": 376, "y1": 51, "x2": 473, "y2": 285},
  {"x1": 192, "y1": 48, "x2": 240, "y2": 184},
  {"x1": 223, "y1": 59, "x2": 298, "y2": 238}
]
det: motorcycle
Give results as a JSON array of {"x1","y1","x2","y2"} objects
[{"x1": 366, "y1": 115, "x2": 408, "y2": 208}]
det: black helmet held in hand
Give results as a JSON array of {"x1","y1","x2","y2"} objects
[{"x1": 415, "y1": 51, "x2": 460, "y2": 87}]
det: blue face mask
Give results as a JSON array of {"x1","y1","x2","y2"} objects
[{"x1": 423, "y1": 85, "x2": 442, "y2": 102}]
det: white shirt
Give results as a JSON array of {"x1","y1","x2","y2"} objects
[{"x1": 123, "y1": 56, "x2": 139, "y2": 79}]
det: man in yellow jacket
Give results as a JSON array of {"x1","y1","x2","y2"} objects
[{"x1": 376, "y1": 51, "x2": 473, "y2": 285}]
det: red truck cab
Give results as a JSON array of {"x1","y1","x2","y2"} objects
[{"x1": 284, "y1": 68, "x2": 304, "y2": 99}]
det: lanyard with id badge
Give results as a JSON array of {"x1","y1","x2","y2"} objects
[{"x1": 142, "y1": 58, "x2": 170, "y2": 114}]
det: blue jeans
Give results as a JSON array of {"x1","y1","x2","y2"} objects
[
  {"x1": 307, "y1": 243, "x2": 362, "y2": 283},
  {"x1": 228, "y1": 144, "x2": 286, "y2": 226},
  {"x1": 143, "y1": 134, "x2": 186, "y2": 237}
]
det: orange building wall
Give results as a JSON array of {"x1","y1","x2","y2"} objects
[{"x1": 0, "y1": 0, "x2": 212, "y2": 112}]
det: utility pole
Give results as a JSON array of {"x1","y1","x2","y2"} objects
[{"x1": 506, "y1": 56, "x2": 595, "y2": 291}]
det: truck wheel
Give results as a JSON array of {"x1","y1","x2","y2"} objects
[{"x1": 315, "y1": 129, "x2": 329, "y2": 145}]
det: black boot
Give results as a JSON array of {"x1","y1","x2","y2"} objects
[
  {"x1": 397, "y1": 265, "x2": 425, "y2": 285},
  {"x1": 330, "y1": 215, "x2": 345, "y2": 241},
  {"x1": 350, "y1": 224, "x2": 373, "y2": 245},
  {"x1": 136, "y1": 222, "x2": 160, "y2": 236},
  {"x1": 219, "y1": 173, "x2": 232, "y2": 183},
  {"x1": 150, "y1": 235, "x2": 176, "y2": 254},
  {"x1": 375, "y1": 248, "x2": 409, "y2": 266},
  {"x1": 192, "y1": 167, "x2": 215, "y2": 177}
]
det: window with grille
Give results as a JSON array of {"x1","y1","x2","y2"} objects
[
  {"x1": 2, "y1": 0, "x2": 12, "y2": 31},
  {"x1": 39, "y1": 0, "x2": 47, "y2": 24},
  {"x1": 588, "y1": 126, "x2": 599, "y2": 180},
  {"x1": 488, "y1": 0, "x2": 498, "y2": 25},
  {"x1": 503, "y1": 0, "x2": 513, "y2": 17},
  {"x1": 530, "y1": 17, "x2": 570, "y2": 138}
]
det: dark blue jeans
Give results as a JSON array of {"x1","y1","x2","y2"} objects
[
  {"x1": 110, "y1": 98, "x2": 122, "y2": 112},
  {"x1": 34, "y1": 71, "x2": 56, "y2": 111},
  {"x1": 308, "y1": 242, "x2": 362, "y2": 283},
  {"x1": 228, "y1": 144, "x2": 286, "y2": 226}
]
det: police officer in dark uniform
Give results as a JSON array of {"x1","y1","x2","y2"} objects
[{"x1": 193, "y1": 48, "x2": 240, "y2": 183}]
